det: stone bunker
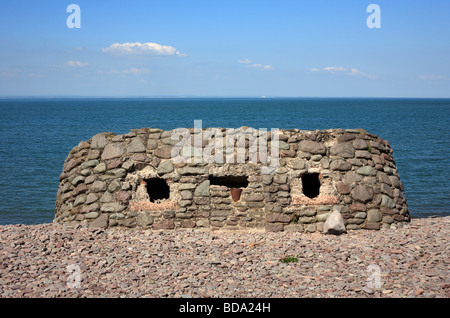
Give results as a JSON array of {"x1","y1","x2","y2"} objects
[{"x1": 55, "y1": 127, "x2": 410, "y2": 233}]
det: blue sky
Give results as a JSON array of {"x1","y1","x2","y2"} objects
[{"x1": 0, "y1": 0, "x2": 449, "y2": 97}]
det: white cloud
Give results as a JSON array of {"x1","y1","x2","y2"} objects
[
  {"x1": 349, "y1": 68, "x2": 364, "y2": 76},
  {"x1": 238, "y1": 58, "x2": 252, "y2": 64},
  {"x1": 102, "y1": 42, "x2": 187, "y2": 57},
  {"x1": 239, "y1": 59, "x2": 273, "y2": 70},
  {"x1": 324, "y1": 66, "x2": 346, "y2": 73},
  {"x1": 311, "y1": 66, "x2": 377, "y2": 79},
  {"x1": 66, "y1": 60, "x2": 88, "y2": 67},
  {"x1": 249, "y1": 63, "x2": 273, "y2": 70}
]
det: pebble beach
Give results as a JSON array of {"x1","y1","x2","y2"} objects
[{"x1": 0, "y1": 216, "x2": 448, "y2": 298}]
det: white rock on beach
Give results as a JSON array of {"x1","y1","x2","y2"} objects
[{"x1": 323, "y1": 209, "x2": 347, "y2": 235}]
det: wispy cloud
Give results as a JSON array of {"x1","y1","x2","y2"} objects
[
  {"x1": 1, "y1": 68, "x2": 21, "y2": 77},
  {"x1": 238, "y1": 58, "x2": 252, "y2": 64},
  {"x1": 311, "y1": 66, "x2": 377, "y2": 79},
  {"x1": 66, "y1": 60, "x2": 88, "y2": 68},
  {"x1": 102, "y1": 42, "x2": 187, "y2": 57},
  {"x1": 238, "y1": 59, "x2": 273, "y2": 70},
  {"x1": 1, "y1": 69, "x2": 43, "y2": 78},
  {"x1": 27, "y1": 73, "x2": 44, "y2": 78},
  {"x1": 123, "y1": 67, "x2": 150, "y2": 75},
  {"x1": 417, "y1": 75, "x2": 448, "y2": 80},
  {"x1": 323, "y1": 66, "x2": 346, "y2": 73},
  {"x1": 100, "y1": 67, "x2": 151, "y2": 76}
]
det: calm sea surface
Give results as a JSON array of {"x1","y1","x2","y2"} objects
[{"x1": 0, "y1": 98, "x2": 449, "y2": 224}]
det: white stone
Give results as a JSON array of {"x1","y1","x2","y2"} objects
[{"x1": 323, "y1": 209, "x2": 347, "y2": 235}]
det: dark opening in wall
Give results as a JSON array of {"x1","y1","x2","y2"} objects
[
  {"x1": 302, "y1": 173, "x2": 320, "y2": 199},
  {"x1": 209, "y1": 175, "x2": 249, "y2": 188},
  {"x1": 144, "y1": 178, "x2": 170, "y2": 202}
]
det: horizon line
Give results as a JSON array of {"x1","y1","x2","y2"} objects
[{"x1": 1, "y1": 95, "x2": 449, "y2": 100}]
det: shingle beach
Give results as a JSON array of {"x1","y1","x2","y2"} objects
[{"x1": 0, "y1": 217, "x2": 448, "y2": 298}]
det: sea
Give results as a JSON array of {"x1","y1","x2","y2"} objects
[{"x1": 0, "y1": 98, "x2": 449, "y2": 225}]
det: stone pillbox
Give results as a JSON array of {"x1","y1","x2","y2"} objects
[{"x1": 54, "y1": 127, "x2": 410, "y2": 233}]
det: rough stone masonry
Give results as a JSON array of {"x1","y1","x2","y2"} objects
[{"x1": 54, "y1": 127, "x2": 410, "y2": 233}]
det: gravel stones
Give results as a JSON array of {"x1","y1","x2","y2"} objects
[{"x1": 1, "y1": 216, "x2": 448, "y2": 298}]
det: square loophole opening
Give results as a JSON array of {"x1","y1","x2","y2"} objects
[
  {"x1": 208, "y1": 175, "x2": 249, "y2": 188},
  {"x1": 301, "y1": 173, "x2": 320, "y2": 199},
  {"x1": 144, "y1": 178, "x2": 170, "y2": 202}
]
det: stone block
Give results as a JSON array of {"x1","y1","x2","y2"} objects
[
  {"x1": 351, "y1": 185, "x2": 373, "y2": 203},
  {"x1": 273, "y1": 174, "x2": 287, "y2": 184},
  {"x1": 85, "y1": 212, "x2": 99, "y2": 219},
  {"x1": 180, "y1": 190, "x2": 193, "y2": 200},
  {"x1": 178, "y1": 167, "x2": 208, "y2": 175},
  {"x1": 367, "y1": 209, "x2": 382, "y2": 222},
  {"x1": 245, "y1": 193, "x2": 265, "y2": 202},
  {"x1": 154, "y1": 145, "x2": 173, "y2": 159},
  {"x1": 380, "y1": 195, "x2": 395, "y2": 208},
  {"x1": 266, "y1": 223, "x2": 284, "y2": 232},
  {"x1": 362, "y1": 222, "x2": 381, "y2": 230},
  {"x1": 298, "y1": 140, "x2": 326, "y2": 155},
  {"x1": 285, "y1": 224, "x2": 304, "y2": 233},
  {"x1": 100, "y1": 202, "x2": 126, "y2": 213},
  {"x1": 194, "y1": 180, "x2": 210, "y2": 196},
  {"x1": 90, "y1": 133, "x2": 109, "y2": 149},
  {"x1": 101, "y1": 142, "x2": 125, "y2": 160},
  {"x1": 336, "y1": 181, "x2": 351, "y2": 194},
  {"x1": 350, "y1": 202, "x2": 367, "y2": 212},
  {"x1": 330, "y1": 159, "x2": 352, "y2": 171},
  {"x1": 323, "y1": 209, "x2": 346, "y2": 235},
  {"x1": 357, "y1": 166, "x2": 377, "y2": 176},
  {"x1": 330, "y1": 142, "x2": 355, "y2": 158},
  {"x1": 88, "y1": 213, "x2": 109, "y2": 229},
  {"x1": 152, "y1": 220, "x2": 175, "y2": 230},
  {"x1": 353, "y1": 139, "x2": 368, "y2": 150},
  {"x1": 266, "y1": 213, "x2": 291, "y2": 223}
]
